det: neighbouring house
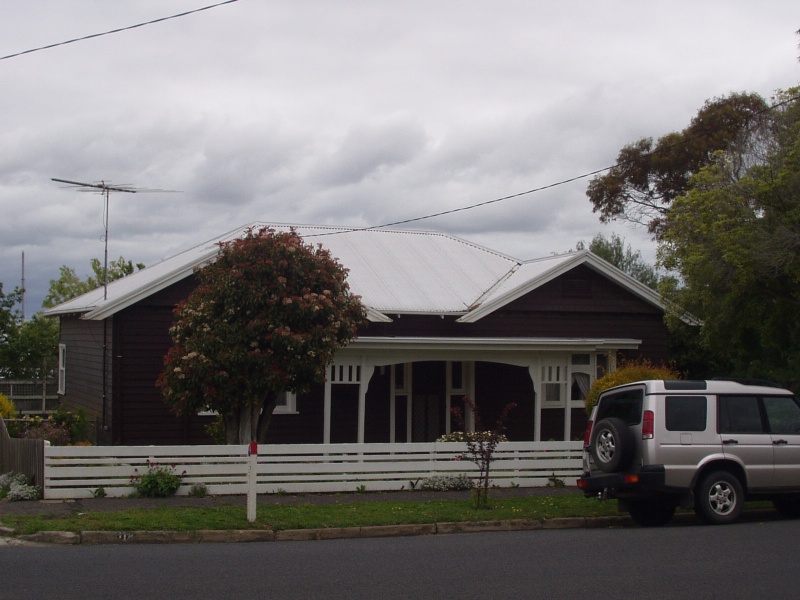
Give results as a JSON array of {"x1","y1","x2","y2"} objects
[{"x1": 46, "y1": 223, "x2": 672, "y2": 446}]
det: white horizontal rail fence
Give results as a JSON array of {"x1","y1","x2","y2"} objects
[{"x1": 44, "y1": 441, "x2": 583, "y2": 499}]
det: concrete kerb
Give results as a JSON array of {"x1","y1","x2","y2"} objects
[{"x1": 5, "y1": 516, "x2": 633, "y2": 545}]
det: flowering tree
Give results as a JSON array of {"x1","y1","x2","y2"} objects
[
  {"x1": 451, "y1": 397, "x2": 516, "y2": 509},
  {"x1": 157, "y1": 227, "x2": 366, "y2": 444}
]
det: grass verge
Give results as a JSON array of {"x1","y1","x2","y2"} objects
[{"x1": 2, "y1": 494, "x2": 623, "y2": 535}]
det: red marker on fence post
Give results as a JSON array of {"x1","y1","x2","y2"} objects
[{"x1": 247, "y1": 441, "x2": 258, "y2": 522}]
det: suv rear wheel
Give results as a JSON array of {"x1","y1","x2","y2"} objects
[
  {"x1": 695, "y1": 471, "x2": 744, "y2": 525},
  {"x1": 627, "y1": 496, "x2": 677, "y2": 527},
  {"x1": 589, "y1": 417, "x2": 634, "y2": 473}
]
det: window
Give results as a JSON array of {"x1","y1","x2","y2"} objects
[
  {"x1": 596, "y1": 353, "x2": 608, "y2": 379},
  {"x1": 273, "y1": 390, "x2": 298, "y2": 414},
  {"x1": 198, "y1": 390, "x2": 298, "y2": 417},
  {"x1": 571, "y1": 373, "x2": 591, "y2": 402},
  {"x1": 57, "y1": 344, "x2": 66, "y2": 395},
  {"x1": 665, "y1": 396, "x2": 707, "y2": 431},
  {"x1": 719, "y1": 396, "x2": 766, "y2": 434},
  {"x1": 763, "y1": 396, "x2": 800, "y2": 435},
  {"x1": 542, "y1": 363, "x2": 566, "y2": 406},
  {"x1": 596, "y1": 388, "x2": 643, "y2": 425},
  {"x1": 450, "y1": 361, "x2": 463, "y2": 392}
]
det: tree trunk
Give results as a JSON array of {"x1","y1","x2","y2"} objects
[
  {"x1": 256, "y1": 394, "x2": 278, "y2": 443},
  {"x1": 222, "y1": 395, "x2": 278, "y2": 444},
  {"x1": 223, "y1": 398, "x2": 266, "y2": 444}
]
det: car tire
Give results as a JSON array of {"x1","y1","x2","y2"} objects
[
  {"x1": 589, "y1": 417, "x2": 634, "y2": 473},
  {"x1": 628, "y1": 496, "x2": 677, "y2": 527},
  {"x1": 773, "y1": 495, "x2": 800, "y2": 518},
  {"x1": 695, "y1": 471, "x2": 744, "y2": 525}
]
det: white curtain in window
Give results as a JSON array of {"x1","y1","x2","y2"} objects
[{"x1": 571, "y1": 372, "x2": 591, "y2": 401}]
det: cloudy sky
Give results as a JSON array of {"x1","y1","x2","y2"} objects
[{"x1": 1, "y1": 1, "x2": 797, "y2": 313}]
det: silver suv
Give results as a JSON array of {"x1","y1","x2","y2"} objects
[{"x1": 578, "y1": 379, "x2": 800, "y2": 526}]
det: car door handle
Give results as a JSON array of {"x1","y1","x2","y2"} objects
[
  {"x1": 774, "y1": 439, "x2": 789, "y2": 445},
  {"x1": 722, "y1": 439, "x2": 739, "y2": 445}
]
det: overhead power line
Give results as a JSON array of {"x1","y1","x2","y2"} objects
[
  {"x1": 0, "y1": 0, "x2": 240, "y2": 61},
  {"x1": 309, "y1": 90, "x2": 800, "y2": 238}
]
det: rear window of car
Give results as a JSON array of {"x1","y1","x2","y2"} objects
[
  {"x1": 596, "y1": 388, "x2": 643, "y2": 425},
  {"x1": 665, "y1": 395, "x2": 707, "y2": 431}
]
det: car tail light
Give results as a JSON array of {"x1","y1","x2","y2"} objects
[
  {"x1": 642, "y1": 410, "x2": 654, "y2": 439},
  {"x1": 583, "y1": 420, "x2": 593, "y2": 446}
]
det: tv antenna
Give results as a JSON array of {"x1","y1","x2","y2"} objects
[{"x1": 52, "y1": 178, "x2": 179, "y2": 300}]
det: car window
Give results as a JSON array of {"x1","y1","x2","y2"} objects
[
  {"x1": 763, "y1": 396, "x2": 800, "y2": 435},
  {"x1": 719, "y1": 395, "x2": 766, "y2": 434},
  {"x1": 665, "y1": 396, "x2": 707, "y2": 431},
  {"x1": 596, "y1": 388, "x2": 643, "y2": 425}
]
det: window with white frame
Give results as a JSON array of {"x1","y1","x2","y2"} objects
[
  {"x1": 198, "y1": 390, "x2": 298, "y2": 417},
  {"x1": 541, "y1": 362, "x2": 567, "y2": 407},
  {"x1": 273, "y1": 390, "x2": 298, "y2": 414},
  {"x1": 57, "y1": 344, "x2": 66, "y2": 395},
  {"x1": 570, "y1": 353, "x2": 593, "y2": 405}
]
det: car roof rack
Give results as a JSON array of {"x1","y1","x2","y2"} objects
[{"x1": 711, "y1": 377, "x2": 783, "y2": 388}]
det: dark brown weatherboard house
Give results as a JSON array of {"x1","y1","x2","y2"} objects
[{"x1": 47, "y1": 224, "x2": 670, "y2": 446}]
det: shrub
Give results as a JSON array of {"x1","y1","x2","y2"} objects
[
  {"x1": 0, "y1": 393, "x2": 16, "y2": 420},
  {"x1": 451, "y1": 397, "x2": 516, "y2": 509},
  {"x1": 204, "y1": 414, "x2": 226, "y2": 445},
  {"x1": 188, "y1": 483, "x2": 208, "y2": 498},
  {"x1": 585, "y1": 358, "x2": 681, "y2": 414},
  {"x1": 0, "y1": 472, "x2": 42, "y2": 502},
  {"x1": 50, "y1": 407, "x2": 93, "y2": 445},
  {"x1": 131, "y1": 462, "x2": 185, "y2": 498},
  {"x1": 21, "y1": 421, "x2": 71, "y2": 445},
  {"x1": 419, "y1": 474, "x2": 474, "y2": 492},
  {"x1": 0, "y1": 393, "x2": 19, "y2": 436}
]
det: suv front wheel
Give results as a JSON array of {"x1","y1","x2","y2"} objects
[{"x1": 695, "y1": 471, "x2": 744, "y2": 525}]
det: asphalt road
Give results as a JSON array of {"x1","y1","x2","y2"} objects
[{"x1": 3, "y1": 519, "x2": 799, "y2": 599}]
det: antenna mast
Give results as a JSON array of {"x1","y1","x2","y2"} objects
[
  {"x1": 21, "y1": 251, "x2": 25, "y2": 321},
  {"x1": 52, "y1": 178, "x2": 178, "y2": 300}
]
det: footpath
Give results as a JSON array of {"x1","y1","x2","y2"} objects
[{"x1": 0, "y1": 486, "x2": 779, "y2": 546}]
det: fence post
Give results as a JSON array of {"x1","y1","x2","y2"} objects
[{"x1": 247, "y1": 442, "x2": 258, "y2": 522}]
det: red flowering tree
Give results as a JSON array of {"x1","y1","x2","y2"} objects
[{"x1": 157, "y1": 227, "x2": 366, "y2": 444}]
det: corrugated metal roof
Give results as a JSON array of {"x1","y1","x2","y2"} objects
[
  {"x1": 45, "y1": 223, "x2": 669, "y2": 322},
  {"x1": 46, "y1": 223, "x2": 522, "y2": 320}
]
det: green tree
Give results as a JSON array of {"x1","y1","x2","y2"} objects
[
  {"x1": 658, "y1": 88, "x2": 800, "y2": 387},
  {"x1": 0, "y1": 314, "x2": 59, "y2": 379},
  {"x1": 157, "y1": 227, "x2": 366, "y2": 444},
  {"x1": 43, "y1": 257, "x2": 144, "y2": 308},
  {"x1": 0, "y1": 284, "x2": 58, "y2": 380},
  {"x1": 577, "y1": 233, "x2": 659, "y2": 289},
  {"x1": 586, "y1": 92, "x2": 768, "y2": 236},
  {"x1": 0, "y1": 283, "x2": 23, "y2": 344}
]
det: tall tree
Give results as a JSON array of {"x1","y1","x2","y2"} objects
[
  {"x1": 658, "y1": 88, "x2": 800, "y2": 386},
  {"x1": 0, "y1": 315, "x2": 59, "y2": 379},
  {"x1": 0, "y1": 284, "x2": 58, "y2": 379},
  {"x1": 586, "y1": 92, "x2": 768, "y2": 236},
  {"x1": 576, "y1": 233, "x2": 658, "y2": 289},
  {"x1": 43, "y1": 257, "x2": 144, "y2": 308},
  {"x1": 157, "y1": 227, "x2": 366, "y2": 444}
]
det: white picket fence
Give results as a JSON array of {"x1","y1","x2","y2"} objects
[{"x1": 43, "y1": 441, "x2": 584, "y2": 499}]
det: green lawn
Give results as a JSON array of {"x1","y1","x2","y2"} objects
[{"x1": 2, "y1": 494, "x2": 624, "y2": 535}]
